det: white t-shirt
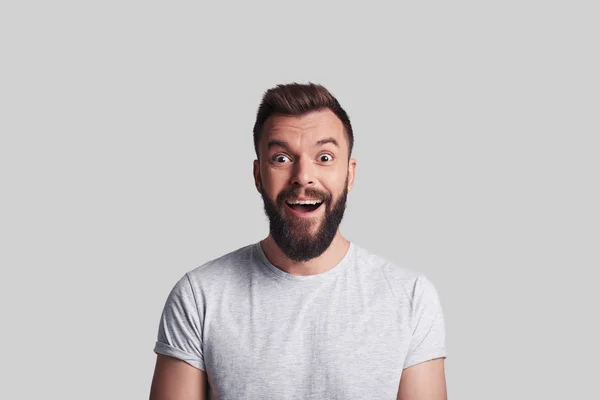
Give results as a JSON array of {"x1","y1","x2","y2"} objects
[{"x1": 154, "y1": 242, "x2": 447, "y2": 399}]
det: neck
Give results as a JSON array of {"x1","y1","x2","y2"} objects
[{"x1": 260, "y1": 231, "x2": 350, "y2": 276}]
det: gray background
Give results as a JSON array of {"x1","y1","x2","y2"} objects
[{"x1": 1, "y1": 1, "x2": 598, "y2": 399}]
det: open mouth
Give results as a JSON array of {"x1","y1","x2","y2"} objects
[{"x1": 284, "y1": 199, "x2": 324, "y2": 215}]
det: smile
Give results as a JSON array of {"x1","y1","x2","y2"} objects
[{"x1": 284, "y1": 199, "x2": 324, "y2": 216}]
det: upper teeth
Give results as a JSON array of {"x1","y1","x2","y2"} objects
[{"x1": 286, "y1": 199, "x2": 323, "y2": 205}]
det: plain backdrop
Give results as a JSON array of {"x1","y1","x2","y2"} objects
[{"x1": 1, "y1": 1, "x2": 598, "y2": 399}]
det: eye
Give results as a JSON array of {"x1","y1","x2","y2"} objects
[
  {"x1": 272, "y1": 154, "x2": 291, "y2": 163},
  {"x1": 318, "y1": 153, "x2": 334, "y2": 162}
]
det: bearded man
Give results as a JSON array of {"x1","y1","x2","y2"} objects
[{"x1": 150, "y1": 83, "x2": 448, "y2": 400}]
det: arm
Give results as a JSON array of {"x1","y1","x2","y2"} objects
[
  {"x1": 150, "y1": 354, "x2": 208, "y2": 400},
  {"x1": 397, "y1": 274, "x2": 447, "y2": 399},
  {"x1": 397, "y1": 358, "x2": 447, "y2": 400},
  {"x1": 151, "y1": 274, "x2": 207, "y2": 398}
]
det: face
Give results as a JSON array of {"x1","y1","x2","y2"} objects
[{"x1": 253, "y1": 109, "x2": 356, "y2": 262}]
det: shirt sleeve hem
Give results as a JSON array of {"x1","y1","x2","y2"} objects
[
  {"x1": 154, "y1": 341, "x2": 206, "y2": 371},
  {"x1": 403, "y1": 348, "x2": 447, "y2": 369}
]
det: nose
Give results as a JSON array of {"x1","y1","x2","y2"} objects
[{"x1": 290, "y1": 156, "x2": 315, "y2": 187}]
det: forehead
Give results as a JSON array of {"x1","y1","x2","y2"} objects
[{"x1": 261, "y1": 109, "x2": 346, "y2": 146}]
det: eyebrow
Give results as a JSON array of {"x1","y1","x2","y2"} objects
[
  {"x1": 316, "y1": 137, "x2": 340, "y2": 148},
  {"x1": 267, "y1": 137, "x2": 340, "y2": 150}
]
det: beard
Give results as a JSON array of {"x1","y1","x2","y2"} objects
[{"x1": 259, "y1": 176, "x2": 349, "y2": 262}]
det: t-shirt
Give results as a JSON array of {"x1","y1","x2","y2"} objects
[{"x1": 154, "y1": 242, "x2": 447, "y2": 400}]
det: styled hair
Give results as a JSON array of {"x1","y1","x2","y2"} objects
[{"x1": 252, "y1": 82, "x2": 354, "y2": 159}]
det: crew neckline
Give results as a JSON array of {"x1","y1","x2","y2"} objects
[{"x1": 254, "y1": 241, "x2": 355, "y2": 283}]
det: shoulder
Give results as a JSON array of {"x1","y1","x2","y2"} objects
[
  {"x1": 184, "y1": 242, "x2": 258, "y2": 289},
  {"x1": 352, "y1": 243, "x2": 438, "y2": 306}
]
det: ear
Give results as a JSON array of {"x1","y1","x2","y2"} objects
[
  {"x1": 347, "y1": 157, "x2": 357, "y2": 192},
  {"x1": 253, "y1": 159, "x2": 261, "y2": 193}
]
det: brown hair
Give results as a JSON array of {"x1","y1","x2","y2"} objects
[{"x1": 253, "y1": 82, "x2": 354, "y2": 159}]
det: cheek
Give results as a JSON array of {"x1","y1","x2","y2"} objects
[
  {"x1": 260, "y1": 169, "x2": 288, "y2": 197},
  {"x1": 325, "y1": 170, "x2": 348, "y2": 194}
]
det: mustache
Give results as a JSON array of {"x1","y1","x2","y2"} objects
[{"x1": 276, "y1": 187, "x2": 331, "y2": 204}]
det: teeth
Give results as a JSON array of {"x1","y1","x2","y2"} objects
[{"x1": 286, "y1": 199, "x2": 323, "y2": 205}]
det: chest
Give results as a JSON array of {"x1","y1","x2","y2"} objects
[{"x1": 202, "y1": 284, "x2": 411, "y2": 399}]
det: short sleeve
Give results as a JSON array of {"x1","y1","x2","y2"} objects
[
  {"x1": 153, "y1": 273, "x2": 205, "y2": 371},
  {"x1": 403, "y1": 274, "x2": 447, "y2": 369}
]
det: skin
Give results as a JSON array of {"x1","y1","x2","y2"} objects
[
  {"x1": 397, "y1": 358, "x2": 447, "y2": 400},
  {"x1": 253, "y1": 109, "x2": 356, "y2": 275},
  {"x1": 149, "y1": 354, "x2": 208, "y2": 400},
  {"x1": 149, "y1": 109, "x2": 447, "y2": 399}
]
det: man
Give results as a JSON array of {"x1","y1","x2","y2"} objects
[{"x1": 150, "y1": 83, "x2": 447, "y2": 400}]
